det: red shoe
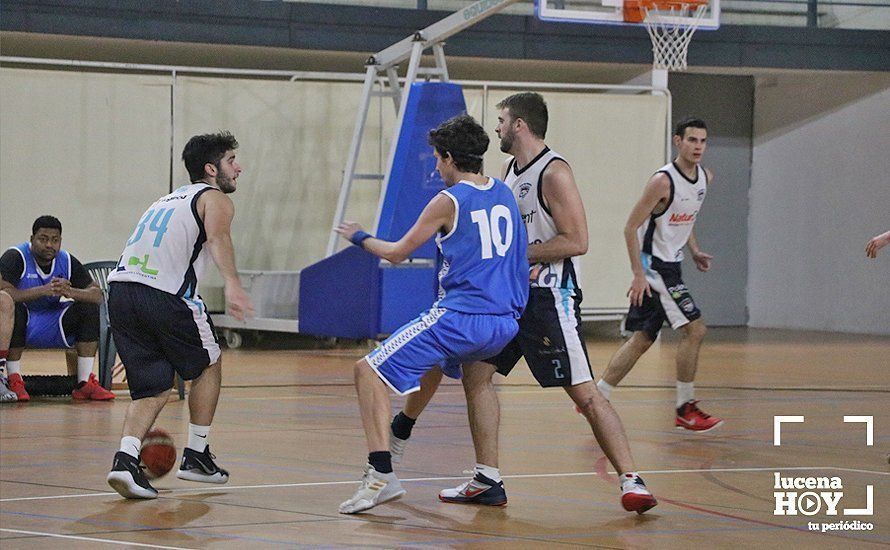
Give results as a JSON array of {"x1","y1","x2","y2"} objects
[
  {"x1": 620, "y1": 473, "x2": 658, "y2": 514},
  {"x1": 7, "y1": 373, "x2": 29, "y2": 402},
  {"x1": 675, "y1": 400, "x2": 723, "y2": 432},
  {"x1": 72, "y1": 373, "x2": 115, "y2": 401}
]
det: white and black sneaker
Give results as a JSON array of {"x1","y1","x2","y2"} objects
[
  {"x1": 107, "y1": 451, "x2": 158, "y2": 499},
  {"x1": 176, "y1": 445, "x2": 229, "y2": 484}
]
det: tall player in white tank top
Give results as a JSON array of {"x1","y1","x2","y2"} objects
[{"x1": 599, "y1": 118, "x2": 724, "y2": 433}]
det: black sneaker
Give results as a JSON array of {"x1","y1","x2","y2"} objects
[
  {"x1": 106, "y1": 451, "x2": 158, "y2": 499},
  {"x1": 176, "y1": 445, "x2": 229, "y2": 484},
  {"x1": 438, "y1": 472, "x2": 507, "y2": 506}
]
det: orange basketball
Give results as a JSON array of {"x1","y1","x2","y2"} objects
[{"x1": 140, "y1": 428, "x2": 177, "y2": 480}]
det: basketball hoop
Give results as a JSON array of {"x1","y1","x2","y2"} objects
[{"x1": 624, "y1": 0, "x2": 709, "y2": 71}]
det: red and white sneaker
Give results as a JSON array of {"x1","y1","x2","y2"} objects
[
  {"x1": 72, "y1": 373, "x2": 115, "y2": 401},
  {"x1": 7, "y1": 373, "x2": 29, "y2": 402},
  {"x1": 620, "y1": 473, "x2": 658, "y2": 514},
  {"x1": 675, "y1": 400, "x2": 723, "y2": 433}
]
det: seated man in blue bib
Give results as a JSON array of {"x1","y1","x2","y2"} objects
[{"x1": 0, "y1": 215, "x2": 114, "y2": 402}]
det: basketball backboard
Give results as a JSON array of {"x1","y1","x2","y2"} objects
[{"x1": 537, "y1": 0, "x2": 720, "y2": 30}]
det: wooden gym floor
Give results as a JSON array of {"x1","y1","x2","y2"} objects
[{"x1": 1, "y1": 327, "x2": 888, "y2": 548}]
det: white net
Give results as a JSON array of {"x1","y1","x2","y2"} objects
[{"x1": 643, "y1": 3, "x2": 708, "y2": 71}]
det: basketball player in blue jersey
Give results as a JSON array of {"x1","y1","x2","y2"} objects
[
  {"x1": 598, "y1": 117, "x2": 723, "y2": 433},
  {"x1": 335, "y1": 114, "x2": 528, "y2": 514},
  {"x1": 0, "y1": 215, "x2": 114, "y2": 402},
  {"x1": 105, "y1": 131, "x2": 255, "y2": 499},
  {"x1": 386, "y1": 93, "x2": 657, "y2": 514}
]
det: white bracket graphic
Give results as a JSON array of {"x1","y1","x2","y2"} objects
[
  {"x1": 774, "y1": 415, "x2": 805, "y2": 446},
  {"x1": 844, "y1": 485, "x2": 874, "y2": 516},
  {"x1": 843, "y1": 416, "x2": 874, "y2": 446}
]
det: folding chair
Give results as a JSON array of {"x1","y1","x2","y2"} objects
[{"x1": 83, "y1": 261, "x2": 186, "y2": 399}]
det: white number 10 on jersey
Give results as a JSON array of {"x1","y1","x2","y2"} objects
[{"x1": 471, "y1": 206, "x2": 513, "y2": 260}]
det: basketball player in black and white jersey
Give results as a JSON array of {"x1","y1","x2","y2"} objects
[
  {"x1": 598, "y1": 117, "x2": 723, "y2": 433},
  {"x1": 389, "y1": 93, "x2": 657, "y2": 514},
  {"x1": 105, "y1": 131, "x2": 255, "y2": 499}
]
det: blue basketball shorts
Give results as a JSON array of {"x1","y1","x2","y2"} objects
[
  {"x1": 25, "y1": 304, "x2": 75, "y2": 348},
  {"x1": 365, "y1": 307, "x2": 519, "y2": 395}
]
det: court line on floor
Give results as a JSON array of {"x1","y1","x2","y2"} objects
[
  {"x1": 2, "y1": 465, "x2": 886, "y2": 503},
  {"x1": 0, "y1": 528, "x2": 190, "y2": 549}
]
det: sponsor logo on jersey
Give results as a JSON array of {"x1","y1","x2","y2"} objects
[
  {"x1": 522, "y1": 209, "x2": 536, "y2": 225},
  {"x1": 518, "y1": 182, "x2": 532, "y2": 199},
  {"x1": 159, "y1": 194, "x2": 189, "y2": 203},
  {"x1": 669, "y1": 212, "x2": 696, "y2": 224},
  {"x1": 697, "y1": 189, "x2": 706, "y2": 201}
]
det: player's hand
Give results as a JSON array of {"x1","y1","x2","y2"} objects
[
  {"x1": 335, "y1": 221, "x2": 363, "y2": 243},
  {"x1": 225, "y1": 284, "x2": 255, "y2": 322},
  {"x1": 627, "y1": 274, "x2": 651, "y2": 307},
  {"x1": 50, "y1": 277, "x2": 72, "y2": 297},
  {"x1": 528, "y1": 263, "x2": 542, "y2": 284},
  {"x1": 866, "y1": 231, "x2": 890, "y2": 258},
  {"x1": 692, "y1": 251, "x2": 713, "y2": 272}
]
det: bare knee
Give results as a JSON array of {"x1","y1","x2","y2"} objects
[
  {"x1": 572, "y1": 383, "x2": 608, "y2": 418},
  {"x1": 684, "y1": 321, "x2": 707, "y2": 342},
  {"x1": 461, "y1": 362, "x2": 495, "y2": 391},
  {"x1": 630, "y1": 331, "x2": 655, "y2": 351},
  {"x1": 0, "y1": 291, "x2": 12, "y2": 315},
  {"x1": 354, "y1": 359, "x2": 374, "y2": 381}
]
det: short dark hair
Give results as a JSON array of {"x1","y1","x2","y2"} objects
[
  {"x1": 674, "y1": 117, "x2": 707, "y2": 138},
  {"x1": 496, "y1": 92, "x2": 548, "y2": 139},
  {"x1": 181, "y1": 131, "x2": 239, "y2": 182},
  {"x1": 32, "y1": 215, "x2": 62, "y2": 235},
  {"x1": 428, "y1": 114, "x2": 490, "y2": 174}
]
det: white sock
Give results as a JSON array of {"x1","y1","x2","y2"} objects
[
  {"x1": 120, "y1": 436, "x2": 141, "y2": 459},
  {"x1": 597, "y1": 379, "x2": 614, "y2": 400},
  {"x1": 6, "y1": 360, "x2": 21, "y2": 376},
  {"x1": 77, "y1": 356, "x2": 94, "y2": 383},
  {"x1": 677, "y1": 381, "x2": 694, "y2": 408},
  {"x1": 475, "y1": 463, "x2": 501, "y2": 483},
  {"x1": 187, "y1": 423, "x2": 210, "y2": 452}
]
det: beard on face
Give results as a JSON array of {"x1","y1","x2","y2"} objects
[
  {"x1": 212, "y1": 161, "x2": 237, "y2": 194},
  {"x1": 499, "y1": 130, "x2": 514, "y2": 154},
  {"x1": 217, "y1": 174, "x2": 236, "y2": 194}
]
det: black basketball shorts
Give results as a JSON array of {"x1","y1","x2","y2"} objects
[
  {"x1": 625, "y1": 255, "x2": 702, "y2": 340},
  {"x1": 108, "y1": 281, "x2": 220, "y2": 399},
  {"x1": 485, "y1": 287, "x2": 593, "y2": 388}
]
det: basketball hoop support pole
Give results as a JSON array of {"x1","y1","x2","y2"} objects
[
  {"x1": 326, "y1": 0, "x2": 522, "y2": 257},
  {"x1": 651, "y1": 67, "x2": 668, "y2": 90}
]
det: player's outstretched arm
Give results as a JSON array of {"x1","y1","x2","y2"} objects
[
  {"x1": 866, "y1": 230, "x2": 890, "y2": 258},
  {"x1": 624, "y1": 173, "x2": 671, "y2": 306},
  {"x1": 337, "y1": 193, "x2": 455, "y2": 264},
  {"x1": 200, "y1": 191, "x2": 255, "y2": 321}
]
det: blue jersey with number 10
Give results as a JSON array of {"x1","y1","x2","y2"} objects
[{"x1": 434, "y1": 178, "x2": 528, "y2": 318}]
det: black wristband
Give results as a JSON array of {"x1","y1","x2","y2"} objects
[{"x1": 350, "y1": 231, "x2": 373, "y2": 248}]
